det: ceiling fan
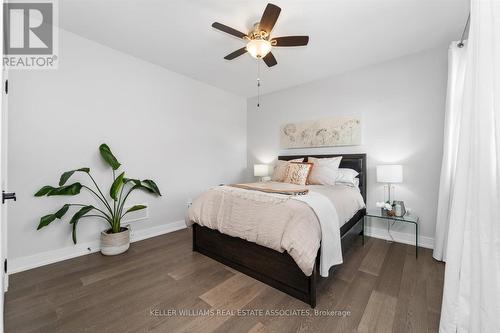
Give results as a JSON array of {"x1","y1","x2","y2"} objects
[{"x1": 212, "y1": 3, "x2": 309, "y2": 67}]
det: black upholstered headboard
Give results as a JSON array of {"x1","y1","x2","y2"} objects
[{"x1": 278, "y1": 154, "x2": 367, "y2": 203}]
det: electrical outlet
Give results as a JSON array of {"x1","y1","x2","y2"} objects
[{"x1": 186, "y1": 198, "x2": 192, "y2": 208}]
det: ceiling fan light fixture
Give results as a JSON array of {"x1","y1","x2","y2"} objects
[{"x1": 246, "y1": 39, "x2": 272, "y2": 59}]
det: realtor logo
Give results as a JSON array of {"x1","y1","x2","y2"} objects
[{"x1": 3, "y1": 0, "x2": 58, "y2": 69}]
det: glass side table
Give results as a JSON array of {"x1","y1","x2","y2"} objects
[{"x1": 364, "y1": 210, "x2": 420, "y2": 258}]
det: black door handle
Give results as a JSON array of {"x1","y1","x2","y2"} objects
[{"x1": 2, "y1": 191, "x2": 16, "y2": 204}]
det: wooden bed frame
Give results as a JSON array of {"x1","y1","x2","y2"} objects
[{"x1": 192, "y1": 154, "x2": 367, "y2": 308}]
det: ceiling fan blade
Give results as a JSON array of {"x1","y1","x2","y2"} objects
[
  {"x1": 224, "y1": 47, "x2": 247, "y2": 60},
  {"x1": 263, "y1": 52, "x2": 277, "y2": 67},
  {"x1": 259, "y1": 3, "x2": 281, "y2": 34},
  {"x1": 272, "y1": 36, "x2": 309, "y2": 47},
  {"x1": 212, "y1": 22, "x2": 247, "y2": 39}
]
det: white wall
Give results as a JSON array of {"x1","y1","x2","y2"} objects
[
  {"x1": 247, "y1": 46, "x2": 448, "y2": 245},
  {"x1": 8, "y1": 29, "x2": 247, "y2": 269}
]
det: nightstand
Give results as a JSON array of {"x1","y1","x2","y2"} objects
[{"x1": 364, "y1": 210, "x2": 420, "y2": 258}]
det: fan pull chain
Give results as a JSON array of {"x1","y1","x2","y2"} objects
[{"x1": 257, "y1": 60, "x2": 261, "y2": 108}]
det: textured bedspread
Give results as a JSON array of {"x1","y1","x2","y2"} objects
[{"x1": 187, "y1": 182, "x2": 365, "y2": 276}]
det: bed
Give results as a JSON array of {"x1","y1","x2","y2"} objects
[{"x1": 190, "y1": 154, "x2": 366, "y2": 307}]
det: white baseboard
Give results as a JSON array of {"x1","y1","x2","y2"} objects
[
  {"x1": 129, "y1": 220, "x2": 186, "y2": 242},
  {"x1": 365, "y1": 226, "x2": 434, "y2": 249},
  {"x1": 9, "y1": 221, "x2": 432, "y2": 274},
  {"x1": 9, "y1": 220, "x2": 187, "y2": 274}
]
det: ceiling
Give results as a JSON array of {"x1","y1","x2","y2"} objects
[{"x1": 60, "y1": 0, "x2": 469, "y2": 97}]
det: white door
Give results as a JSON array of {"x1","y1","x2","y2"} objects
[
  {"x1": 0, "y1": 71, "x2": 10, "y2": 330},
  {"x1": 1, "y1": 2, "x2": 4, "y2": 331},
  {"x1": 1, "y1": 71, "x2": 9, "y2": 293},
  {"x1": 0, "y1": 55, "x2": 12, "y2": 333},
  {"x1": 0, "y1": 3, "x2": 14, "y2": 329},
  {"x1": 0, "y1": 71, "x2": 5, "y2": 333},
  {"x1": 0, "y1": 70, "x2": 12, "y2": 329}
]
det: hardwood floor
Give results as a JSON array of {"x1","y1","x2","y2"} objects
[{"x1": 4, "y1": 228, "x2": 444, "y2": 333}]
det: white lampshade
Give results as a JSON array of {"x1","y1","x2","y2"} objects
[
  {"x1": 254, "y1": 164, "x2": 269, "y2": 177},
  {"x1": 246, "y1": 39, "x2": 272, "y2": 59},
  {"x1": 377, "y1": 165, "x2": 403, "y2": 183}
]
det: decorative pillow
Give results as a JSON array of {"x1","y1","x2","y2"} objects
[
  {"x1": 271, "y1": 158, "x2": 304, "y2": 182},
  {"x1": 283, "y1": 162, "x2": 313, "y2": 185},
  {"x1": 307, "y1": 156, "x2": 342, "y2": 185},
  {"x1": 335, "y1": 168, "x2": 359, "y2": 186}
]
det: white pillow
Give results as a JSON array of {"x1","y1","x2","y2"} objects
[
  {"x1": 271, "y1": 158, "x2": 304, "y2": 182},
  {"x1": 307, "y1": 156, "x2": 342, "y2": 185},
  {"x1": 338, "y1": 177, "x2": 360, "y2": 189},
  {"x1": 335, "y1": 168, "x2": 359, "y2": 186}
]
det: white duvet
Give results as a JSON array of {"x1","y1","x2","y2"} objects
[{"x1": 187, "y1": 182, "x2": 365, "y2": 277}]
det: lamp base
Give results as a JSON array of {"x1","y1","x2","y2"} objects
[{"x1": 385, "y1": 183, "x2": 397, "y2": 205}]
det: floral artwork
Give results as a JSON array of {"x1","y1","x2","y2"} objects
[{"x1": 280, "y1": 117, "x2": 361, "y2": 148}]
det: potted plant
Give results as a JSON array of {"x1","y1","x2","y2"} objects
[{"x1": 35, "y1": 143, "x2": 162, "y2": 255}]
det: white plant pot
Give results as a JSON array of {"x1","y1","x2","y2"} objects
[{"x1": 100, "y1": 226, "x2": 130, "y2": 256}]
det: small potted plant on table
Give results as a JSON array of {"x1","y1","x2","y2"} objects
[{"x1": 35, "y1": 143, "x2": 162, "y2": 255}]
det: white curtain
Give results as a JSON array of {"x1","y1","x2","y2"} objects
[
  {"x1": 433, "y1": 42, "x2": 467, "y2": 262},
  {"x1": 439, "y1": 0, "x2": 500, "y2": 332}
]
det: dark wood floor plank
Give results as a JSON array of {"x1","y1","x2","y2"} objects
[
  {"x1": 358, "y1": 290, "x2": 397, "y2": 332},
  {"x1": 5, "y1": 232, "x2": 444, "y2": 333},
  {"x1": 426, "y1": 254, "x2": 445, "y2": 314},
  {"x1": 316, "y1": 270, "x2": 378, "y2": 332},
  {"x1": 146, "y1": 267, "x2": 235, "y2": 333},
  {"x1": 335, "y1": 237, "x2": 375, "y2": 283},
  {"x1": 392, "y1": 248, "x2": 435, "y2": 333},
  {"x1": 9, "y1": 229, "x2": 189, "y2": 291},
  {"x1": 103, "y1": 267, "x2": 233, "y2": 333},
  {"x1": 248, "y1": 322, "x2": 267, "y2": 333},
  {"x1": 427, "y1": 310, "x2": 441, "y2": 333},
  {"x1": 214, "y1": 286, "x2": 283, "y2": 333},
  {"x1": 375, "y1": 242, "x2": 407, "y2": 298},
  {"x1": 359, "y1": 239, "x2": 390, "y2": 276},
  {"x1": 392, "y1": 251, "x2": 419, "y2": 333}
]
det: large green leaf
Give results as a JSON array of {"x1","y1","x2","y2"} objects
[
  {"x1": 37, "y1": 204, "x2": 70, "y2": 230},
  {"x1": 72, "y1": 220, "x2": 78, "y2": 244},
  {"x1": 34, "y1": 185, "x2": 55, "y2": 197},
  {"x1": 132, "y1": 184, "x2": 153, "y2": 194},
  {"x1": 37, "y1": 214, "x2": 56, "y2": 230},
  {"x1": 47, "y1": 183, "x2": 82, "y2": 196},
  {"x1": 69, "y1": 206, "x2": 94, "y2": 224},
  {"x1": 123, "y1": 178, "x2": 141, "y2": 186},
  {"x1": 54, "y1": 204, "x2": 70, "y2": 218},
  {"x1": 99, "y1": 144, "x2": 121, "y2": 170},
  {"x1": 128, "y1": 183, "x2": 160, "y2": 197},
  {"x1": 124, "y1": 205, "x2": 147, "y2": 214},
  {"x1": 59, "y1": 168, "x2": 90, "y2": 186},
  {"x1": 69, "y1": 205, "x2": 94, "y2": 244},
  {"x1": 142, "y1": 179, "x2": 162, "y2": 196},
  {"x1": 110, "y1": 172, "x2": 125, "y2": 201}
]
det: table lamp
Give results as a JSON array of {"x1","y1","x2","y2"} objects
[
  {"x1": 254, "y1": 164, "x2": 270, "y2": 182},
  {"x1": 376, "y1": 165, "x2": 403, "y2": 204}
]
